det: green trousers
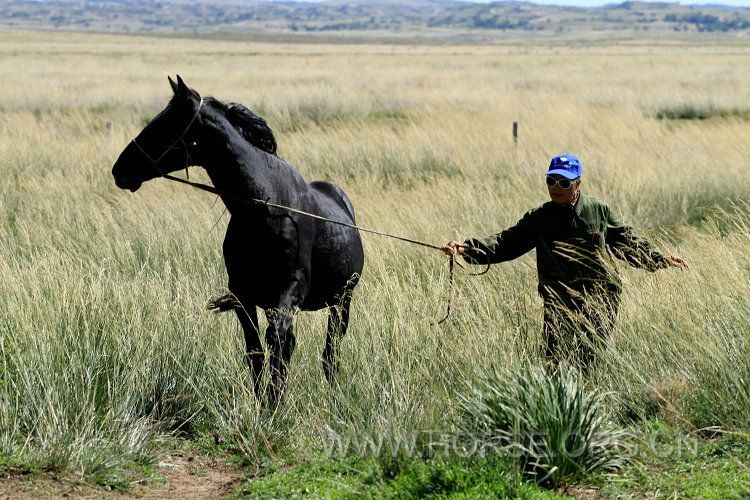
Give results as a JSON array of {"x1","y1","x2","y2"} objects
[{"x1": 541, "y1": 283, "x2": 621, "y2": 373}]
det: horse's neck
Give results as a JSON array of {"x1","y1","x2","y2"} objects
[
  {"x1": 202, "y1": 142, "x2": 275, "y2": 214},
  {"x1": 199, "y1": 112, "x2": 301, "y2": 215}
]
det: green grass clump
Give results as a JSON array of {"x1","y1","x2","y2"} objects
[
  {"x1": 239, "y1": 456, "x2": 563, "y2": 498},
  {"x1": 596, "y1": 423, "x2": 750, "y2": 498},
  {"x1": 684, "y1": 353, "x2": 750, "y2": 431},
  {"x1": 458, "y1": 364, "x2": 628, "y2": 487},
  {"x1": 653, "y1": 104, "x2": 750, "y2": 121},
  {"x1": 370, "y1": 456, "x2": 563, "y2": 499}
]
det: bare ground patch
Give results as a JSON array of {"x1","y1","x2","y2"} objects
[
  {"x1": 0, "y1": 472, "x2": 107, "y2": 499},
  {"x1": 0, "y1": 450, "x2": 245, "y2": 499},
  {"x1": 132, "y1": 451, "x2": 245, "y2": 499}
]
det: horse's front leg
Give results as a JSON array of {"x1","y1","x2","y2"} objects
[
  {"x1": 207, "y1": 291, "x2": 265, "y2": 400},
  {"x1": 264, "y1": 276, "x2": 305, "y2": 405},
  {"x1": 264, "y1": 308, "x2": 296, "y2": 406},
  {"x1": 234, "y1": 301, "x2": 264, "y2": 401}
]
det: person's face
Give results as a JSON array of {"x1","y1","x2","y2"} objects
[{"x1": 546, "y1": 174, "x2": 581, "y2": 204}]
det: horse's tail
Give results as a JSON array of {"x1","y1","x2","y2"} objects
[{"x1": 206, "y1": 292, "x2": 241, "y2": 313}]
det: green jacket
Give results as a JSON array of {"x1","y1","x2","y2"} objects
[{"x1": 463, "y1": 194, "x2": 668, "y2": 298}]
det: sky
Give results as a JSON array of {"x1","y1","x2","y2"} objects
[
  {"x1": 519, "y1": 0, "x2": 749, "y2": 5},
  {"x1": 278, "y1": 0, "x2": 750, "y2": 7}
]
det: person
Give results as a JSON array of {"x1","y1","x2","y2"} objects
[{"x1": 444, "y1": 154, "x2": 688, "y2": 372}]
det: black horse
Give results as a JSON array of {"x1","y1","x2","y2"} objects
[{"x1": 112, "y1": 76, "x2": 364, "y2": 402}]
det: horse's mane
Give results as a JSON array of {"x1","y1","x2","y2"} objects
[{"x1": 218, "y1": 99, "x2": 278, "y2": 156}]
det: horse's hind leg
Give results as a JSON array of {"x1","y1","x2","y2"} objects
[
  {"x1": 234, "y1": 303, "x2": 264, "y2": 401},
  {"x1": 323, "y1": 291, "x2": 352, "y2": 383}
]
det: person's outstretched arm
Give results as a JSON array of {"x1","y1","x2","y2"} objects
[
  {"x1": 444, "y1": 211, "x2": 537, "y2": 265},
  {"x1": 605, "y1": 206, "x2": 688, "y2": 271}
]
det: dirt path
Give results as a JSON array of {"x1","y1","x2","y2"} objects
[
  {"x1": 131, "y1": 451, "x2": 245, "y2": 499},
  {"x1": 0, "y1": 451, "x2": 246, "y2": 499}
]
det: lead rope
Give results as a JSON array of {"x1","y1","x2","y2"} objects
[
  {"x1": 434, "y1": 254, "x2": 456, "y2": 325},
  {"x1": 160, "y1": 172, "x2": 489, "y2": 324}
]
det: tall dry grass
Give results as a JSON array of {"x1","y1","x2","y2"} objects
[{"x1": 1, "y1": 30, "x2": 750, "y2": 477}]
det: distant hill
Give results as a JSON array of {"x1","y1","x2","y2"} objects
[{"x1": 1, "y1": 0, "x2": 748, "y2": 40}]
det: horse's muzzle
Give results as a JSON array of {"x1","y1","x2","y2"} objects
[{"x1": 113, "y1": 172, "x2": 142, "y2": 192}]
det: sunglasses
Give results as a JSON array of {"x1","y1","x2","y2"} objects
[{"x1": 545, "y1": 176, "x2": 579, "y2": 189}]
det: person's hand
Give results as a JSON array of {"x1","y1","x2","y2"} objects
[
  {"x1": 667, "y1": 255, "x2": 689, "y2": 270},
  {"x1": 442, "y1": 240, "x2": 466, "y2": 256}
]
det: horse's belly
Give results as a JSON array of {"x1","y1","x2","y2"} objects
[
  {"x1": 226, "y1": 266, "x2": 289, "y2": 306},
  {"x1": 224, "y1": 235, "x2": 303, "y2": 305},
  {"x1": 223, "y1": 209, "x2": 363, "y2": 311}
]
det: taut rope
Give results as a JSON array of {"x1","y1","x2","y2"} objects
[{"x1": 161, "y1": 172, "x2": 489, "y2": 325}]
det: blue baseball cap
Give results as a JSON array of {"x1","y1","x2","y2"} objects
[{"x1": 546, "y1": 154, "x2": 582, "y2": 180}]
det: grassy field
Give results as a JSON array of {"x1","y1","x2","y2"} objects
[{"x1": 2, "y1": 29, "x2": 750, "y2": 496}]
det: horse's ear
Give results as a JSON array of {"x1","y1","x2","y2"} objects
[
  {"x1": 168, "y1": 75, "x2": 179, "y2": 95},
  {"x1": 176, "y1": 75, "x2": 189, "y2": 95},
  {"x1": 174, "y1": 74, "x2": 200, "y2": 100}
]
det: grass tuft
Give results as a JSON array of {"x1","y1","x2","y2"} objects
[
  {"x1": 458, "y1": 364, "x2": 629, "y2": 487},
  {"x1": 653, "y1": 104, "x2": 750, "y2": 121}
]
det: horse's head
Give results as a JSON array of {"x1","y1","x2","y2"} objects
[{"x1": 112, "y1": 75, "x2": 203, "y2": 192}]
